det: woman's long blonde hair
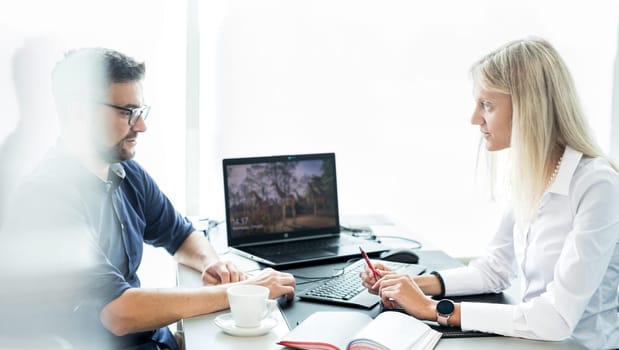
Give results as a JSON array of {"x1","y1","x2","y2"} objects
[{"x1": 471, "y1": 37, "x2": 614, "y2": 223}]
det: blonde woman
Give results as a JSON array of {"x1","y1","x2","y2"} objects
[{"x1": 361, "y1": 37, "x2": 619, "y2": 349}]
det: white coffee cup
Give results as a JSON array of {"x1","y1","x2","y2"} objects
[{"x1": 227, "y1": 285, "x2": 276, "y2": 328}]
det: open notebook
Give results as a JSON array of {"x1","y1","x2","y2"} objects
[
  {"x1": 222, "y1": 153, "x2": 387, "y2": 268},
  {"x1": 279, "y1": 310, "x2": 441, "y2": 350}
]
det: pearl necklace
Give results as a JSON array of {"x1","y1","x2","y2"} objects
[{"x1": 546, "y1": 154, "x2": 564, "y2": 189}]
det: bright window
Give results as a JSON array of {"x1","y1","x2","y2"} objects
[
  {"x1": 2, "y1": 0, "x2": 618, "y2": 259},
  {"x1": 198, "y1": 0, "x2": 619, "y2": 257}
]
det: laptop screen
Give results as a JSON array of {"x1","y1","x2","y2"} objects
[{"x1": 223, "y1": 153, "x2": 340, "y2": 246}]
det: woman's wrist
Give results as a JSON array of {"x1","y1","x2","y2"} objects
[
  {"x1": 423, "y1": 299, "x2": 439, "y2": 321},
  {"x1": 413, "y1": 274, "x2": 444, "y2": 296},
  {"x1": 429, "y1": 271, "x2": 445, "y2": 298}
]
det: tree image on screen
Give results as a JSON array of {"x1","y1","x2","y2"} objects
[{"x1": 227, "y1": 160, "x2": 336, "y2": 236}]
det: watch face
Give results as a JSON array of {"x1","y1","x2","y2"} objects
[{"x1": 437, "y1": 299, "x2": 455, "y2": 315}]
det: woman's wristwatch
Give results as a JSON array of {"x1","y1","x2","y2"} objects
[{"x1": 436, "y1": 299, "x2": 455, "y2": 326}]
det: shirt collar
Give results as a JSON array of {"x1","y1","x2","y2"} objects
[
  {"x1": 547, "y1": 145, "x2": 582, "y2": 196},
  {"x1": 109, "y1": 163, "x2": 126, "y2": 179},
  {"x1": 107, "y1": 163, "x2": 126, "y2": 191}
]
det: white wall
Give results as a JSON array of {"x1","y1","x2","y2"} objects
[
  {"x1": 0, "y1": 0, "x2": 187, "y2": 212},
  {"x1": 0, "y1": 0, "x2": 187, "y2": 287},
  {"x1": 2, "y1": 0, "x2": 619, "y2": 260},
  {"x1": 199, "y1": 0, "x2": 619, "y2": 257}
]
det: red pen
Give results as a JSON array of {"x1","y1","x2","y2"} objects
[{"x1": 359, "y1": 246, "x2": 381, "y2": 280}]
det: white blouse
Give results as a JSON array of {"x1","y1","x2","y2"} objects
[{"x1": 440, "y1": 146, "x2": 619, "y2": 349}]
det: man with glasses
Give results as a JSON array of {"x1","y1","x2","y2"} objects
[
  {"x1": 100, "y1": 102, "x2": 151, "y2": 126},
  {"x1": 4, "y1": 48, "x2": 295, "y2": 350}
]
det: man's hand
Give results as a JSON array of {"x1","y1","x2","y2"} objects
[
  {"x1": 201, "y1": 260, "x2": 247, "y2": 285},
  {"x1": 174, "y1": 231, "x2": 248, "y2": 284},
  {"x1": 242, "y1": 268, "x2": 296, "y2": 300}
]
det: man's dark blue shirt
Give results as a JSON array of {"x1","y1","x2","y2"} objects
[{"x1": 6, "y1": 147, "x2": 194, "y2": 349}]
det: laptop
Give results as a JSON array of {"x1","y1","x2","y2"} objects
[{"x1": 222, "y1": 152, "x2": 388, "y2": 268}]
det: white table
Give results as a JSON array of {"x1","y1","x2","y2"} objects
[
  {"x1": 178, "y1": 256, "x2": 585, "y2": 350},
  {"x1": 179, "y1": 219, "x2": 586, "y2": 350}
]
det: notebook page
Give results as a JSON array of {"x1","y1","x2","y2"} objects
[
  {"x1": 350, "y1": 311, "x2": 440, "y2": 350},
  {"x1": 279, "y1": 311, "x2": 372, "y2": 350}
]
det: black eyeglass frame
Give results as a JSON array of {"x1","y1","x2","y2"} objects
[{"x1": 100, "y1": 102, "x2": 151, "y2": 126}]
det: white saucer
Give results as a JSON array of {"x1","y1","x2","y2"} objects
[{"x1": 214, "y1": 313, "x2": 278, "y2": 337}]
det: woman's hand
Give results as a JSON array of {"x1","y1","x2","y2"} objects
[
  {"x1": 374, "y1": 273, "x2": 436, "y2": 321},
  {"x1": 360, "y1": 262, "x2": 395, "y2": 294},
  {"x1": 202, "y1": 260, "x2": 247, "y2": 285}
]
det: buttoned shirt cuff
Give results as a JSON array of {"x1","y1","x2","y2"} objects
[
  {"x1": 438, "y1": 266, "x2": 485, "y2": 296},
  {"x1": 461, "y1": 302, "x2": 515, "y2": 335}
]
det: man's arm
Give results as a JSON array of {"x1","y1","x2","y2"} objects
[
  {"x1": 173, "y1": 230, "x2": 245, "y2": 284},
  {"x1": 173, "y1": 230, "x2": 218, "y2": 272},
  {"x1": 100, "y1": 268, "x2": 295, "y2": 336},
  {"x1": 100, "y1": 285, "x2": 227, "y2": 335}
]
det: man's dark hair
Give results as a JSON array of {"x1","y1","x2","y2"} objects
[
  {"x1": 96, "y1": 48, "x2": 145, "y2": 83},
  {"x1": 52, "y1": 48, "x2": 145, "y2": 116}
]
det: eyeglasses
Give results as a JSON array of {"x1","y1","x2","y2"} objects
[{"x1": 100, "y1": 102, "x2": 151, "y2": 126}]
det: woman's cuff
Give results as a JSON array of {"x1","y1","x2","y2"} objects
[{"x1": 430, "y1": 271, "x2": 445, "y2": 299}]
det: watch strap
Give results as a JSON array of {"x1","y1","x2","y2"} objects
[{"x1": 437, "y1": 313, "x2": 451, "y2": 326}]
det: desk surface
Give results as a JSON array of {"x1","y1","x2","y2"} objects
[{"x1": 179, "y1": 222, "x2": 586, "y2": 350}]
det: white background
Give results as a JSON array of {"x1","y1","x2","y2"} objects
[{"x1": 1, "y1": 1, "x2": 618, "y2": 288}]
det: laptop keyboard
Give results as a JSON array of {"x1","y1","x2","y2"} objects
[{"x1": 299, "y1": 259, "x2": 420, "y2": 308}]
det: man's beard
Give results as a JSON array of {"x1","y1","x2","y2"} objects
[{"x1": 96, "y1": 132, "x2": 137, "y2": 163}]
